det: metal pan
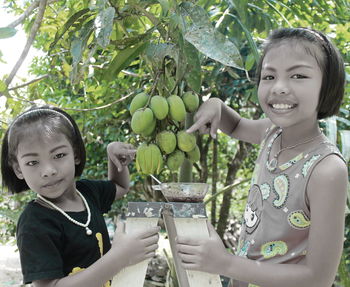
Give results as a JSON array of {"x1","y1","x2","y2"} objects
[{"x1": 152, "y1": 182, "x2": 209, "y2": 202}]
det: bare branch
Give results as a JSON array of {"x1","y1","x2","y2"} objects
[
  {"x1": 6, "y1": 91, "x2": 135, "y2": 112},
  {"x1": 7, "y1": 0, "x2": 40, "y2": 28},
  {"x1": 8, "y1": 74, "x2": 49, "y2": 91},
  {"x1": 7, "y1": 0, "x2": 57, "y2": 28},
  {"x1": 61, "y1": 92, "x2": 135, "y2": 112},
  {"x1": 4, "y1": 0, "x2": 48, "y2": 88}
]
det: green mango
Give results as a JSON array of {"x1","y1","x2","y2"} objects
[
  {"x1": 156, "y1": 131, "x2": 177, "y2": 154},
  {"x1": 166, "y1": 150, "x2": 185, "y2": 171},
  {"x1": 150, "y1": 96, "x2": 169, "y2": 120},
  {"x1": 182, "y1": 92, "x2": 199, "y2": 113},
  {"x1": 131, "y1": 108, "x2": 154, "y2": 134},
  {"x1": 129, "y1": 92, "x2": 149, "y2": 115},
  {"x1": 167, "y1": 95, "x2": 186, "y2": 122},
  {"x1": 136, "y1": 143, "x2": 163, "y2": 175},
  {"x1": 177, "y1": 130, "x2": 196, "y2": 152},
  {"x1": 186, "y1": 145, "x2": 200, "y2": 163},
  {"x1": 141, "y1": 117, "x2": 156, "y2": 137}
]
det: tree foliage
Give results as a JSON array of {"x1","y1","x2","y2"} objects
[{"x1": 0, "y1": 0, "x2": 350, "y2": 282}]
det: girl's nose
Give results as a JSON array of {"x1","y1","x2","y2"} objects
[
  {"x1": 272, "y1": 80, "x2": 290, "y2": 95},
  {"x1": 41, "y1": 164, "x2": 58, "y2": 177}
]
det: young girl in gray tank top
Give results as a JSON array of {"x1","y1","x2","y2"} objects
[{"x1": 176, "y1": 27, "x2": 348, "y2": 287}]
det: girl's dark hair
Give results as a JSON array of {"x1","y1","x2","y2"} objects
[
  {"x1": 255, "y1": 27, "x2": 345, "y2": 119},
  {"x1": 1, "y1": 106, "x2": 86, "y2": 193}
]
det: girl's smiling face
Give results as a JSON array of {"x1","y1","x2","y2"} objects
[
  {"x1": 258, "y1": 41, "x2": 323, "y2": 129},
  {"x1": 13, "y1": 130, "x2": 79, "y2": 202}
]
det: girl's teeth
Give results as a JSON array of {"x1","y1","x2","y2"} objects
[{"x1": 272, "y1": 103, "x2": 293, "y2": 109}]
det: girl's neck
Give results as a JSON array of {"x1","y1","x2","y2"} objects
[
  {"x1": 36, "y1": 186, "x2": 85, "y2": 212},
  {"x1": 280, "y1": 121, "x2": 321, "y2": 149}
]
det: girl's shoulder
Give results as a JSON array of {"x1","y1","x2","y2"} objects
[
  {"x1": 306, "y1": 140, "x2": 348, "y2": 197},
  {"x1": 76, "y1": 179, "x2": 116, "y2": 213},
  {"x1": 76, "y1": 179, "x2": 116, "y2": 193},
  {"x1": 17, "y1": 200, "x2": 61, "y2": 235}
]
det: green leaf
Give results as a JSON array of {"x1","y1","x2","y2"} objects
[
  {"x1": 0, "y1": 27, "x2": 17, "y2": 39},
  {"x1": 265, "y1": 0, "x2": 292, "y2": 26},
  {"x1": 70, "y1": 19, "x2": 95, "y2": 82},
  {"x1": 245, "y1": 53, "x2": 256, "y2": 71},
  {"x1": 0, "y1": 208, "x2": 21, "y2": 222},
  {"x1": 324, "y1": 116, "x2": 337, "y2": 145},
  {"x1": 158, "y1": 0, "x2": 170, "y2": 16},
  {"x1": 180, "y1": 3, "x2": 243, "y2": 70},
  {"x1": 104, "y1": 42, "x2": 148, "y2": 81},
  {"x1": 183, "y1": 40, "x2": 201, "y2": 93},
  {"x1": 227, "y1": 13, "x2": 260, "y2": 64},
  {"x1": 0, "y1": 79, "x2": 7, "y2": 92},
  {"x1": 94, "y1": 7, "x2": 115, "y2": 48},
  {"x1": 339, "y1": 130, "x2": 350, "y2": 162},
  {"x1": 144, "y1": 42, "x2": 179, "y2": 67},
  {"x1": 49, "y1": 8, "x2": 91, "y2": 52}
]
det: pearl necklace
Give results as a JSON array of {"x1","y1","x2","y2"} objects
[
  {"x1": 37, "y1": 190, "x2": 93, "y2": 236},
  {"x1": 266, "y1": 128, "x2": 322, "y2": 172}
]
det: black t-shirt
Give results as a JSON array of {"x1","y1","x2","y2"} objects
[{"x1": 16, "y1": 179, "x2": 116, "y2": 284}]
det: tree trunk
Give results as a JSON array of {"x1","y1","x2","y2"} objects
[
  {"x1": 179, "y1": 113, "x2": 194, "y2": 182},
  {"x1": 199, "y1": 136, "x2": 212, "y2": 182},
  {"x1": 211, "y1": 138, "x2": 218, "y2": 225},
  {"x1": 216, "y1": 141, "x2": 254, "y2": 238}
]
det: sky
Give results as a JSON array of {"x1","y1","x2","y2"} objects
[{"x1": 0, "y1": 5, "x2": 41, "y2": 82}]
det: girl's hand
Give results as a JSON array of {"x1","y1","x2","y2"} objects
[
  {"x1": 186, "y1": 98, "x2": 222, "y2": 139},
  {"x1": 111, "y1": 220, "x2": 160, "y2": 268},
  {"x1": 176, "y1": 221, "x2": 229, "y2": 274},
  {"x1": 107, "y1": 142, "x2": 136, "y2": 172}
]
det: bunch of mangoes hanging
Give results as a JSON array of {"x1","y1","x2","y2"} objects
[{"x1": 129, "y1": 91, "x2": 201, "y2": 175}]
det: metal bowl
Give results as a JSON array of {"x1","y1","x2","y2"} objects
[{"x1": 152, "y1": 183, "x2": 209, "y2": 202}]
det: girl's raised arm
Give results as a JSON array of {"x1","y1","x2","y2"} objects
[
  {"x1": 187, "y1": 98, "x2": 271, "y2": 145},
  {"x1": 107, "y1": 142, "x2": 136, "y2": 200}
]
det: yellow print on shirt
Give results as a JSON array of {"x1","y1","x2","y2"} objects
[
  {"x1": 261, "y1": 240, "x2": 288, "y2": 259},
  {"x1": 69, "y1": 232, "x2": 111, "y2": 287}
]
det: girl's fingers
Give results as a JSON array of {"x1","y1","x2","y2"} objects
[
  {"x1": 112, "y1": 157, "x2": 123, "y2": 172},
  {"x1": 177, "y1": 244, "x2": 198, "y2": 255},
  {"x1": 137, "y1": 226, "x2": 161, "y2": 239},
  {"x1": 176, "y1": 235, "x2": 200, "y2": 246},
  {"x1": 186, "y1": 116, "x2": 208, "y2": 134},
  {"x1": 210, "y1": 120, "x2": 219, "y2": 139},
  {"x1": 181, "y1": 262, "x2": 198, "y2": 271},
  {"x1": 198, "y1": 125, "x2": 210, "y2": 135},
  {"x1": 141, "y1": 234, "x2": 159, "y2": 247},
  {"x1": 178, "y1": 253, "x2": 197, "y2": 264},
  {"x1": 145, "y1": 243, "x2": 159, "y2": 253},
  {"x1": 144, "y1": 251, "x2": 156, "y2": 259}
]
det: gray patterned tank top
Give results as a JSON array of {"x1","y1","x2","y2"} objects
[{"x1": 231, "y1": 125, "x2": 345, "y2": 287}]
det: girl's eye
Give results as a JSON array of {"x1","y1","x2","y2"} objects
[
  {"x1": 26, "y1": 161, "x2": 38, "y2": 166},
  {"x1": 291, "y1": 74, "x2": 307, "y2": 79},
  {"x1": 261, "y1": 75, "x2": 274, "y2": 80},
  {"x1": 54, "y1": 153, "x2": 66, "y2": 159}
]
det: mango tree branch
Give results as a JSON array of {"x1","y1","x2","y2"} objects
[
  {"x1": 7, "y1": 74, "x2": 49, "y2": 91},
  {"x1": 7, "y1": 0, "x2": 57, "y2": 28},
  {"x1": 4, "y1": 0, "x2": 48, "y2": 88},
  {"x1": 6, "y1": 91, "x2": 135, "y2": 112}
]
